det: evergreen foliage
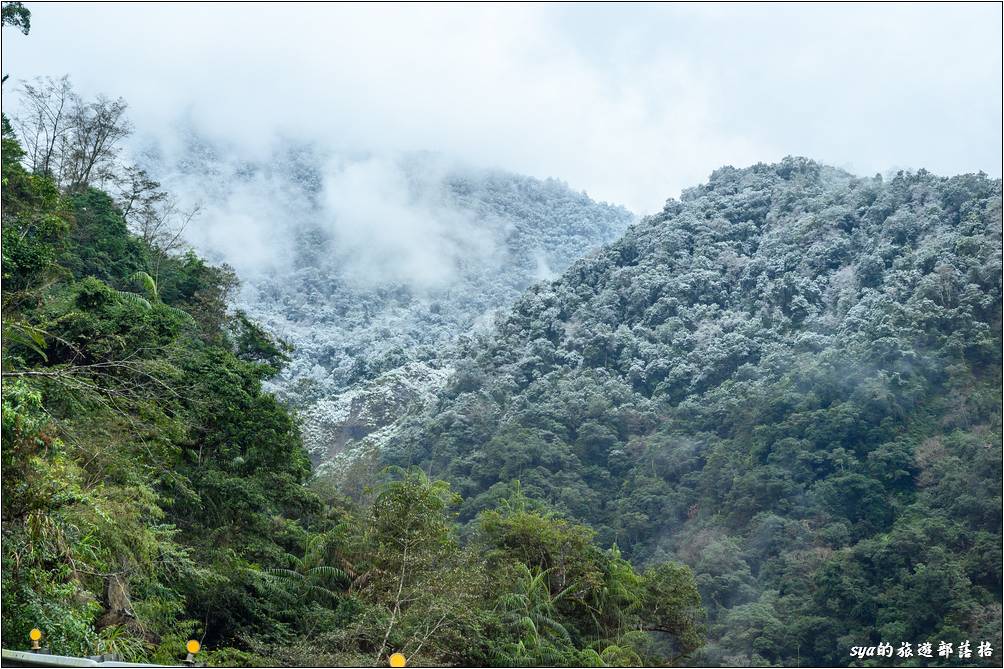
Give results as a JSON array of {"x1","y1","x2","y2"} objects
[
  {"x1": 2, "y1": 106, "x2": 702, "y2": 666},
  {"x1": 3, "y1": 8, "x2": 999, "y2": 664},
  {"x1": 382, "y1": 158, "x2": 1003, "y2": 666}
]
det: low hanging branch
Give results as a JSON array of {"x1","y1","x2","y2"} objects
[{"x1": 2, "y1": 359, "x2": 180, "y2": 397}]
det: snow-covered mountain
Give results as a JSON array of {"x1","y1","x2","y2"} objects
[{"x1": 137, "y1": 134, "x2": 635, "y2": 466}]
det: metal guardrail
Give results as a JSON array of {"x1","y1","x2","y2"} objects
[{"x1": 0, "y1": 649, "x2": 180, "y2": 668}]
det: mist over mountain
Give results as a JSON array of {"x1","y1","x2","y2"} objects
[
  {"x1": 378, "y1": 157, "x2": 1003, "y2": 665},
  {"x1": 3, "y1": 3, "x2": 1001, "y2": 667},
  {"x1": 134, "y1": 132, "x2": 635, "y2": 464},
  {"x1": 134, "y1": 134, "x2": 1004, "y2": 665}
]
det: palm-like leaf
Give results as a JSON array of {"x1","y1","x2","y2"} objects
[
  {"x1": 2, "y1": 321, "x2": 48, "y2": 362},
  {"x1": 130, "y1": 271, "x2": 159, "y2": 301},
  {"x1": 305, "y1": 565, "x2": 349, "y2": 581},
  {"x1": 114, "y1": 291, "x2": 152, "y2": 311},
  {"x1": 259, "y1": 531, "x2": 351, "y2": 604}
]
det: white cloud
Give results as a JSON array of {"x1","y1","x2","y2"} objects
[
  {"x1": 317, "y1": 155, "x2": 502, "y2": 288},
  {"x1": 2, "y1": 2, "x2": 1001, "y2": 213}
]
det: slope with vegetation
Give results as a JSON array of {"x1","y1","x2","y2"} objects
[
  {"x1": 0, "y1": 110, "x2": 705, "y2": 667},
  {"x1": 1, "y1": 6, "x2": 703, "y2": 664},
  {"x1": 4, "y1": 5, "x2": 1001, "y2": 666},
  {"x1": 382, "y1": 158, "x2": 1003, "y2": 666},
  {"x1": 135, "y1": 133, "x2": 635, "y2": 467}
]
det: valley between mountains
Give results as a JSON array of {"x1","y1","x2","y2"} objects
[{"x1": 4, "y1": 97, "x2": 1000, "y2": 665}]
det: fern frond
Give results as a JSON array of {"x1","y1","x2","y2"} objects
[
  {"x1": 264, "y1": 568, "x2": 305, "y2": 581},
  {"x1": 2, "y1": 321, "x2": 48, "y2": 361},
  {"x1": 306, "y1": 565, "x2": 350, "y2": 583},
  {"x1": 130, "y1": 271, "x2": 159, "y2": 301},
  {"x1": 115, "y1": 291, "x2": 152, "y2": 311}
]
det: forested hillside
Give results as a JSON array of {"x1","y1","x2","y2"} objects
[
  {"x1": 4, "y1": 5, "x2": 1002, "y2": 667},
  {"x1": 0, "y1": 117, "x2": 705, "y2": 667},
  {"x1": 382, "y1": 158, "x2": 1003, "y2": 666},
  {"x1": 136, "y1": 136, "x2": 634, "y2": 467},
  {"x1": 0, "y1": 20, "x2": 702, "y2": 662}
]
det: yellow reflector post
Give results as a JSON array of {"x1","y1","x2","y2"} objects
[
  {"x1": 389, "y1": 652, "x2": 407, "y2": 667},
  {"x1": 29, "y1": 629, "x2": 42, "y2": 641},
  {"x1": 186, "y1": 639, "x2": 201, "y2": 654}
]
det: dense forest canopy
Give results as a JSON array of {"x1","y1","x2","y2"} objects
[
  {"x1": 0, "y1": 94, "x2": 704, "y2": 669},
  {"x1": 377, "y1": 158, "x2": 1003, "y2": 666},
  {"x1": 3, "y1": 4, "x2": 1002, "y2": 667},
  {"x1": 131, "y1": 132, "x2": 634, "y2": 468},
  {"x1": 1, "y1": 6, "x2": 703, "y2": 666}
]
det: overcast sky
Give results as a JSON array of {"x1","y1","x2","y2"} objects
[{"x1": 2, "y1": 2, "x2": 1001, "y2": 213}]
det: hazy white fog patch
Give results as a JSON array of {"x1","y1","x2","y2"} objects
[
  {"x1": 185, "y1": 181, "x2": 292, "y2": 277},
  {"x1": 4, "y1": 3, "x2": 999, "y2": 214},
  {"x1": 318, "y1": 156, "x2": 501, "y2": 289}
]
